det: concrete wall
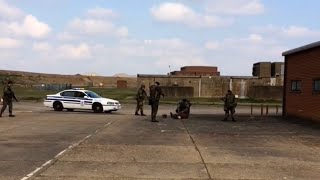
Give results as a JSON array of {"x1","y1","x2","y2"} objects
[
  {"x1": 248, "y1": 86, "x2": 283, "y2": 101},
  {"x1": 138, "y1": 75, "x2": 283, "y2": 100},
  {"x1": 161, "y1": 87, "x2": 194, "y2": 98}
]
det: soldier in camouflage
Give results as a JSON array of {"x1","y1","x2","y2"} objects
[
  {"x1": 135, "y1": 84, "x2": 148, "y2": 116},
  {"x1": 170, "y1": 98, "x2": 191, "y2": 119},
  {"x1": 221, "y1": 90, "x2": 237, "y2": 122},
  {"x1": 149, "y1": 82, "x2": 164, "y2": 122},
  {"x1": 0, "y1": 81, "x2": 18, "y2": 117}
]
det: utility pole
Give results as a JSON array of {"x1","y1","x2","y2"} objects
[{"x1": 168, "y1": 65, "x2": 171, "y2": 86}]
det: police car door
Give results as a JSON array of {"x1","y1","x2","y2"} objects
[
  {"x1": 61, "y1": 91, "x2": 77, "y2": 109},
  {"x1": 76, "y1": 92, "x2": 87, "y2": 109}
]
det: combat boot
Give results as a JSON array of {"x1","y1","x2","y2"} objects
[
  {"x1": 135, "y1": 112, "x2": 140, "y2": 116},
  {"x1": 151, "y1": 116, "x2": 159, "y2": 122},
  {"x1": 140, "y1": 111, "x2": 146, "y2": 116}
]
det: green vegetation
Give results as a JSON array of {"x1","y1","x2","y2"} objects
[
  {"x1": 0, "y1": 86, "x2": 282, "y2": 106},
  {"x1": 87, "y1": 87, "x2": 137, "y2": 100}
]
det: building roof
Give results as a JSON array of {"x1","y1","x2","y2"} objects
[
  {"x1": 137, "y1": 74, "x2": 259, "y2": 79},
  {"x1": 282, "y1": 41, "x2": 320, "y2": 56}
]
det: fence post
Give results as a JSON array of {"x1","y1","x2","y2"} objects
[
  {"x1": 261, "y1": 104, "x2": 264, "y2": 116},
  {"x1": 266, "y1": 105, "x2": 269, "y2": 115},
  {"x1": 251, "y1": 104, "x2": 253, "y2": 116}
]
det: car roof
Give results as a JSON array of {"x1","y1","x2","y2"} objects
[{"x1": 61, "y1": 89, "x2": 90, "y2": 93}]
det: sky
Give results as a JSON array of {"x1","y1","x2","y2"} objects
[{"x1": 0, "y1": 0, "x2": 319, "y2": 76}]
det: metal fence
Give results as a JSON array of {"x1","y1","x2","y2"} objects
[{"x1": 32, "y1": 84, "x2": 72, "y2": 91}]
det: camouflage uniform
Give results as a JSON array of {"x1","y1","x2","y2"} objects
[
  {"x1": 149, "y1": 83, "x2": 164, "y2": 122},
  {"x1": 135, "y1": 85, "x2": 147, "y2": 116},
  {"x1": 171, "y1": 99, "x2": 191, "y2": 119},
  {"x1": 0, "y1": 83, "x2": 18, "y2": 117},
  {"x1": 222, "y1": 90, "x2": 237, "y2": 121}
]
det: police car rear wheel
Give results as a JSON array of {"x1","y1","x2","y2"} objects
[
  {"x1": 93, "y1": 103, "x2": 103, "y2": 113},
  {"x1": 53, "y1": 102, "x2": 63, "y2": 111}
]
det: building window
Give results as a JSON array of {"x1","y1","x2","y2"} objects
[
  {"x1": 313, "y1": 79, "x2": 320, "y2": 93},
  {"x1": 291, "y1": 80, "x2": 301, "y2": 92}
]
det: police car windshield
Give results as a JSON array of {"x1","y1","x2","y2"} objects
[{"x1": 85, "y1": 91, "x2": 101, "y2": 98}]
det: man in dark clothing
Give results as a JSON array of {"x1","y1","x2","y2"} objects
[
  {"x1": 149, "y1": 82, "x2": 164, "y2": 122},
  {"x1": 135, "y1": 84, "x2": 148, "y2": 116},
  {"x1": 170, "y1": 99, "x2": 191, "y2": 119},
  {"x1": 221, "y1": 90, "x2": 237, "y2": 122},
  {"x1": 0, "y1": 81, "x2": 18, "y2": 117}
]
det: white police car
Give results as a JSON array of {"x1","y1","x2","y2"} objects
[{"x1": 43, "y1": 88, "x2": 121, "y2": 113}]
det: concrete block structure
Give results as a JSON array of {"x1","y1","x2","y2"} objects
[
  {"x1": 282, "y1": 41, "x2": 320, "y2": 122},
  {"x1": 271, "y1": 62, "x2": 285, "y2": 77}
]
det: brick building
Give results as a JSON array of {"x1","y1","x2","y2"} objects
[
  {"x1": 170, "y1": 66, "x2": 220, "y2": 76},
  {"x1": 282, "y1": 41, "x2": 320, "y2": 123}
]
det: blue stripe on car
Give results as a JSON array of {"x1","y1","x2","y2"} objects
[{"x1": 47, "y1": 98, "x2": 81, "y2": 102}]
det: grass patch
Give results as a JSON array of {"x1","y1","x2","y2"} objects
[{"x1": 87, "y1": 87, "x2": 137, "y2": 100}]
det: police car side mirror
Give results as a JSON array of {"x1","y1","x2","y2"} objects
[{"x1": 84, "y1": 96, "x2": 89, "y2": 99}]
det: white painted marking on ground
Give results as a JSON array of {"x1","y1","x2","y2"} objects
[
  {"x1": 16, "y1": 111, "x2": 33, "y2": 113},
  {"x1": 20, "y1": 121, "x2": 115, "y2": 180},
  {"x1": 85, "y1": 135, "x2": 92, "y2": 139},
  {"x1": 55, "y1": 150, "x2": 67, "y2": 158}
]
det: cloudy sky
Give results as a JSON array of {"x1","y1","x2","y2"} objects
[{"x1": 0, "y1": 0, "x2": 319, "y2": 76}]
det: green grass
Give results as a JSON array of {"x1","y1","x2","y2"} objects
[
  {"x1": 87, "y1": 87, "x2": 137, "y2": 100},
  {"x1": 0, "y1": 86, "x2": 282, "y2": 106},
  {"x1": 0, "y1": 86, "x2": 56, "y2": 101}
]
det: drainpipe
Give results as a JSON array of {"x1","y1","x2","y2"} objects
[{"x1": 198, "y1": 76, "x2": 201, "y2": 97}]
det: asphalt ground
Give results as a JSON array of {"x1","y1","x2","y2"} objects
[{"x1": 0, "y1": 102, "x2": 319, "y2": 180}]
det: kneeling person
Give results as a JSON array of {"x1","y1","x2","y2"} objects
[{"x1": 170, "y1": 99, "x2": 191, "y2": 119}]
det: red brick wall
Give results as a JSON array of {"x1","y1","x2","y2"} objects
[
  {"x1": 285, "y1": 46, "x2": 320, "y2": 122},
  {"x1": 172, "y1": 71, "x2": 220, "y2": 76},
  {"x1": 181, "y1": 66, "x2": 218, "y2": 72},
  {"x1": 116, "y1": 80, "x2": 128, "y2": 89},
  {"x1": 172, "y1": 66, "x2": 220, "y2": 76}
]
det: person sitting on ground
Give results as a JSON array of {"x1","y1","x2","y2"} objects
[{"x1": 170, "y1": 98, "x2": 191, "y2": 119}]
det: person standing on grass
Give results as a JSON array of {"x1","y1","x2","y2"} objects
[
  {"x1": 0, "y1": 81, "x2": 18, "y2": 117},
  {"x1": 149, "y1": 82, "x2": 164, "y2": 122},
  {"x1": 135, "y1": 84, "x2": 148, "y2": 116}
]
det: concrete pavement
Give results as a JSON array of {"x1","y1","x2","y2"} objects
[{"x1": 0, "y1": 102, "x2": 319, "y2": 179}]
